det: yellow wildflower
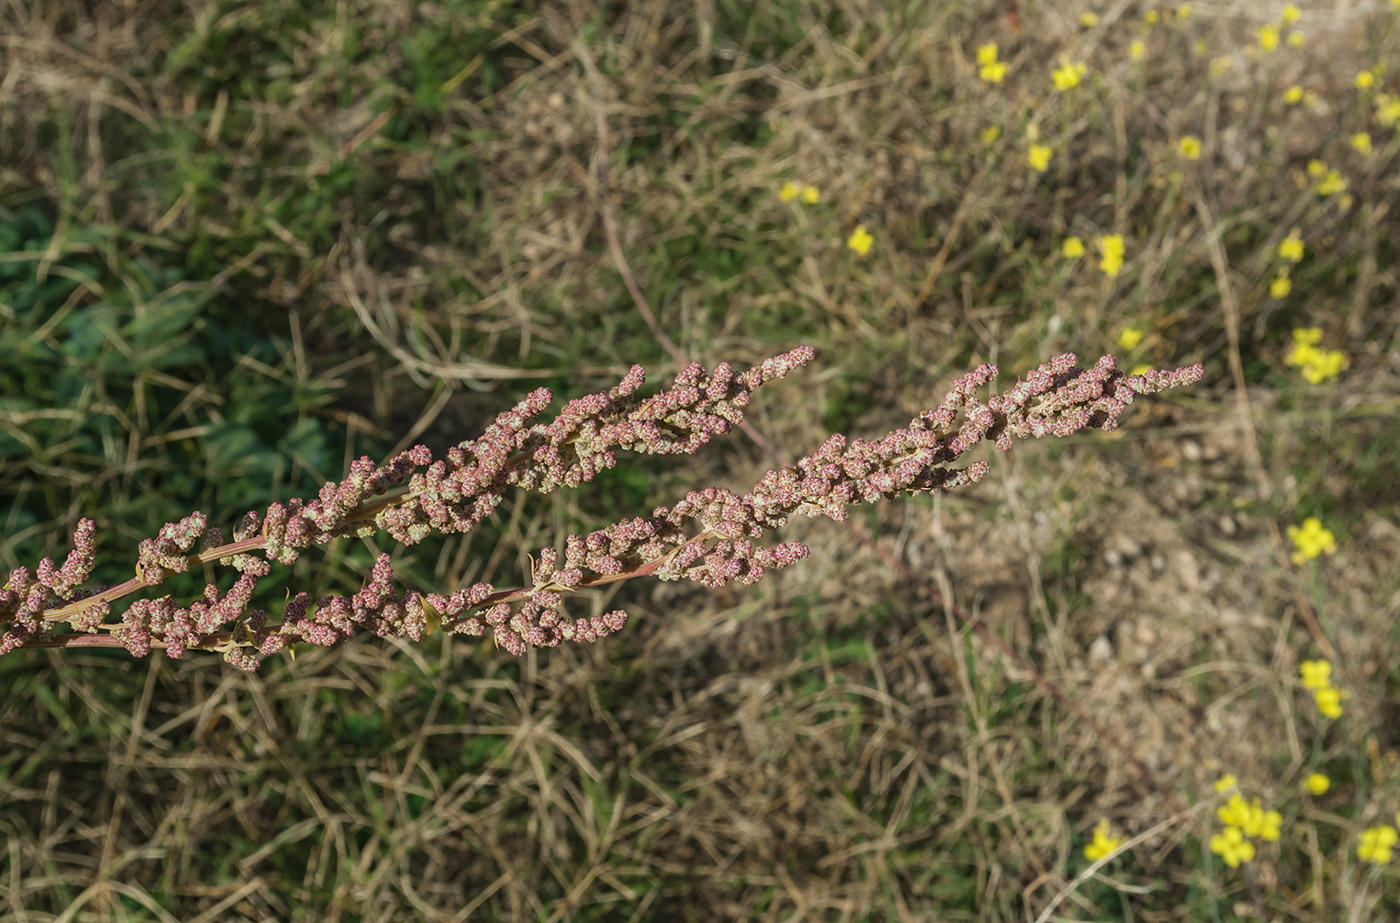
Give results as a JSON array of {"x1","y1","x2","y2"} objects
[
  {"x1": 1241, "y1": 800, "x2": 1282, "y2": 841},
  {"x1": 1299, "y1": 659, "x2": 1333, "y2": 690},
  {"x1": 1218, "y1": 793, "x2": 1251, "y2": 826},
  {"x1": 1258, "y1": 24, "x2": 1280, "y2": 51},
  {"x1": 1304, "y1": 773, "x2": 1331, "y2": 795},
  {"x1": 1270, "y1": 275, "x2": 1292, "y2": 298},
  {"x1": 1317, "y1": 170, "x2": 1347, "y2": 195},
  {"x1": 1358, "y1": 826, "x2": 1398, "y2": 864},
  {"x1": 1079, "y1": 12, "x2": 1100, "y2": 27},
  {"x1": 1130, "y1": 39, "x2": 1145, "y2": 60},
  {"x1": 1210, "y1": 826, "x2": 1256, "y2": 868},
  {"x1": 1129, "y1": 363, "x2": 1154, "y2": 376},
  {"x1": 980, "y1": 125, "x2": 1002, "y2": 144},
  {"x1": 1289, "y1": 520, "x2": 1337, "y2": 564},
  {"x1": 1377, "y1": 94, "x2": 1400, "y2": 126},
  {"x1": 847, "y1": 225, "x2": 874, "y2": 257},
  {"x1": 1098, "y1": 234, "x2": 1125, "y2": 278},
  {"x1": 1316, "y1": 687, "x2": 1344, "y2": 718},
  {"x1": 1356, "y1": 70, "x2": 1376, "y2": 90},
  {"x1": 1117, "y1": 327, "x2": 1145, "y2": 350},
  {"x1": 1145, "y1": 9, "x2": 1160, "y2": 23},
  {"x1": 1052, "y1": 61, "x2": 1088, "y2": 91},
  {"x1": 1062, "y1": 236, "x2": 1086, "y2": 258},
  {"x1": 1083, "y1": 819, "x2": 1122, "y2": 861},
  {"x1": 1214, "y1": 774, "x2": 1239, "y2": 793},
  {"x1": 1352, "y1": 132, "x2": 1372, "y2": 155},
  {"x1": 1284, "y1": 85, "x2": 1304, "y2": 104},
  {"x1": 781, "y1": 182, "x2": 820, "y2": 204},
  {"x1": 980, "y1": 61, "x2": 1008, "y2": 83},
  {"x1": 1177, "y1": 4, "x2": 1191, "y2": 18},
  {"x1": 1288, "y1": 30, "x2": 1304, "y2": 47},
  {"x1": 1278, "y1": 233, "x2": 1304, "y2": 262},
  {"x1": 1306, "y1": 159, "x2": 1327, "y2": 177},
  {"x1": 1028, "y1": 143, "x2": 1054, "y2": 172},
  {"x1": 1178, "y1": 135, "x2": 1202, "y2": 159},
  {"x1": 977, "y1": 43, "x2": 999, "y2": 67},
  {"x1": 1282, "y1": 3, "x2": 1301, "y2": 23},
  {"x1": 1301, "y1": 348, "x2": 1347, "y2": 383}
]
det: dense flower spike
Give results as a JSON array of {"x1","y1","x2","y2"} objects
[{"x1": 1, "y1": 350, "x2": 1201, "y2": 670}]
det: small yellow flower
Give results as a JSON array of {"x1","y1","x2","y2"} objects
[
  {"x1": 1278, "y1": 233, "x2": 1304, "y2": 262},
  {"x1": 1084, "y1": 819, "x2": 1123, "y2": 861},
  {"x1": 977, "y1": 43, "x2": 999, "y2": 66},
  {"x1": 1317, "y1": 170, "x2": 1347, "y2": 196},
  {"x1": 1288, "y1": 30, "x2": 1304, "y2": 47},
  {"x1": 1355, "y1": 70, "x2": 1376, "y2": 90},
  {"x1": 1241, "y1": 800, "x2": 1282, "y2": 841},
  {"x1": 781, "y1": 182, "x2": 820, "y2": 204},
  {"x1": 1129, "y1": 363, "x2": 1154, "y2": 376},
  {"x1": 1177, "y1": 3, "x2": 1191, "y2": 18},
  {"x1": 1258, "y1": 24, "x2": 1280, "y2": 51},
  {"x1": 1117, "y1": 327, "x2": 1145, "y2": 350},
  {"x1": 1214, "y1": 774, "x2": 1240, "y2": 793},
  {"x1": 1028, "y1": 144, "x2": 1054, "y2": 172},
  {"x1": 1306, "y1": 159, "x2": 1327, "y2": 178},
  {"x1": 1270, "y1": 275, "x2": 1292, "y2": 298},
  {"x1": 980, "y1": 61, "x2": 1008, "y2": 83},
  {"x1": 1377, "y1": 94, "x2": 1400, "y2": 127},
  {"x1": 1079, "y1": 12, "x2": 1100, "y2": 27},
  {"x1": 1292, "y1": 326, "x2": 1323, "y2": 346},
  {"x1": 980, "y1": 125, "x2": 1002, "y2": 144},
  {"x1": 1130, "y1": 39, "x2": 1145, "y2": 60},
  {"x1": 1305, "y1": 350, "x2": 1347, "y2": 383},
  {"x1": 1358, "y1": 825, "x2": 1398, "y2": 864},
  {"x1": 1145, "y1": 9, "x2": 1160, "y2": 23},
  {"x1": 1062, "y1": 236, "x2": 1086, "y2": 258},
  {"x1": 1218, "y1": 793, "x2": 1251, "y2": 826},
  {"x1": 1052, "y1": 61, "x2": 1087, "y2": 91},
  {"x1": 1351, "y1": 132, "x2": 1373, "y2": 155},
  {"x1": 1315, "y1": 686, "x2": 1344, "y2": 719},
  {"x1": 1210, "y1": 826, "x2": 1256, "y2": 868},
  {"x1": 1178, "y1": 136, "x2": 1202, "y2": 159},
  {"x1": 1290, "y1": 519, "x2": 1338, "y2": 564},
  {"x1": 1299, "y1": 659, "x2": 1333, "y2": 690},
  {"x1": 1305, "y1": 773, "x2": 1331, "y2": 795},
  {"x1": 1282, "y1": 3, "x2": 1301, "y2": 23},
  {"x1": 1283, "y1": 85, "x2": 1304, "y2": 104},
  {"x1": 847, "y1": 225, "x2": 874, "y2": 257},
  {"x1": 1098, "y1": 234, "x2": 1125, "y2": 278}
]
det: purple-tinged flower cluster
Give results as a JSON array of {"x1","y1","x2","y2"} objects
[
  {"x1": 1, "y1": 518, "x2": 100, "y2": 654},
  {"x1": 1, "y1": 349, "x2": 1202, "y2": 671},
  {"x1": 535, "y1": 353, "x2": 1202, "y2": 602},
  {"x1": 135, "y1": 512, "x2": 208, "y2": 583}
]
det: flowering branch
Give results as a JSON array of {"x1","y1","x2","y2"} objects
[{"x1": 1, "y1": 349, "x2": 1202, "y2": 671}]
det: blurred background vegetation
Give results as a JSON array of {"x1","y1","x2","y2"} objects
[{"x1": 1, "y1": 0, "x2": 1397, "y2": 919}]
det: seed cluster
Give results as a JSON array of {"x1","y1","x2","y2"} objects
[{"x1": 0, "y1": 350, "x2": 1201, "y2": 670}]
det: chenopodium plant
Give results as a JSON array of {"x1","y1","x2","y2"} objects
[{"x1": 1, "y1": 348, "x2": 1201, "y2": 671}]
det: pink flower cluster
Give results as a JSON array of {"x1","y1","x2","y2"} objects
[{"x1": 0, "y1": 350, "x2": 1202, "y2": 670}]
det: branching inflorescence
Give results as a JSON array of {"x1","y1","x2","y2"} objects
[{"x1": 0, "y1": 349, "x2": 1202, "y2": 671}]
